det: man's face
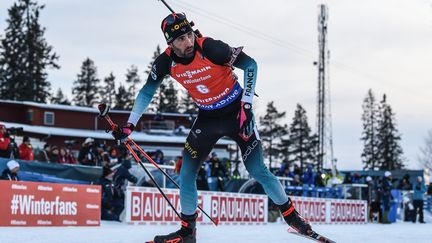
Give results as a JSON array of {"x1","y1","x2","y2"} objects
[
  {"x1": 11, "y1": 167, "x2": 19, "y2": 174},
  {"x1": 170, "y1": 31, "x2": 195, "y2": 58}
]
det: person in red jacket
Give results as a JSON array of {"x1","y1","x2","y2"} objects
[
  {"x1": 58, "y1": 147, "x2": 78, "y2": 164},
  {"x1": 0, "y1": 124, "x2": 11, "y2": 158},
  {"x1": 19, "y1": 136, "x2": 34, "y2": 161}
]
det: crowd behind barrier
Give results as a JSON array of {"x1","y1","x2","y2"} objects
[{"x1": 1, "y1": 124, "x2": 431, "y2": 224}]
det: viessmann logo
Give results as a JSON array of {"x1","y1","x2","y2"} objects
[
  {"x1": 176, "y1": 66, "x2": 211, "y2": 79},
  {"x1": 10, "y1": 195, "x2": 78, "y2": 216}
]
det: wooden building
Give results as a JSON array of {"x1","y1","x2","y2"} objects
[{"x1": 0, "y1": 100, "x2": 235, "y2": 159}]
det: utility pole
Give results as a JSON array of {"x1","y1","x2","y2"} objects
[{"x1": 315, "y1": 4, "x2": 335, "y2": 175}]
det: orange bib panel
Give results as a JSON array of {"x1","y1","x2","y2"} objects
[{"x1": 165, "y1": 37, "x2": 242, "y2": 110}]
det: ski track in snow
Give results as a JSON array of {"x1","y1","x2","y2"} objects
[{"x1": 0, "y1": 221, "x2": 431, "y2": 243}]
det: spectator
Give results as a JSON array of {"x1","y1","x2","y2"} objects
[
  {"x1": 381, "y1": 171, "x2": 393, "y2": 224},
  {"x1": 37, "y1": 144, "x2": 51, "y2": 162},
  {"x1": 428, "y1": 178, "x2": 432, "y2": 196},
  {"x1": 49, "y1": 146, "x2": 60, "y2": 162},
  {"x1": 293, "y1": 163, "x2": 302, "y2": 177},
  {"x1": 207, "y1": 152, "x2": 227, "y2": 191},
  {"x1": 58, "y1": 147, "x2": 77, "y2": 164},
  {"x1": 153, "y1": 149, "x2": 165, "y2": 165},
  {"x1": 352, "y1": 172, "x2": 361, "y2": 184},
  {"x1": 196, "y1": 161, "x2": 209, "y2": 191},
  {"x1": 0, "y1": 124, "x2": 11, "y2": 158},
  {"x1": 276, "y1": 163, "x2": 290, "y2": 177},
  {"x1": 302, "y1": 164, "x2": 316, "y2": 186},
  {"x1": 397, "y1": 174, "x2": 412, "y2": 190},
  {"x1": 412, "y1": 176, "x2": 426, "y2": 223},
  {"x1": 343, "y1": 172, "x2": 353, "y2": 184},
  {"x1": 287, "y1": 164, "x2": 297, "y2": 178},
  {"x1": 1, "y1": 160, "x2": 20, "y2": 181},
  {"x1": 326, "y1": 170, "x2": 344, "y2": 187},
  {"x1": 108, "y1": 147, "x2": 120, "y2": 166},
  {"x1": 113, "y1": 157, "x2": 138, "y2": 199},
  {"x1": 174, "y1": 153, "x2": 183, "y2": 175},
  {"x1": 291, "y1": 174, "x2": 302, "y2": 187},
  {"x1": 366, "y1": 176, "x2": 382, "y2": 222},
  {"x1": 167, "y1": 159, "x2": 176, "y2": 175},
  {"x1": 78, "y1": 138, "x2": 98, "y2": 166},
  {"x1": 100, "y1": 166, "x2": 123, "y2": 221},
  {"x1": 18, "y1": 136, "x2": 34, "y2": 161},
  {"x1": 96, "y1": 143, "x2": 106, "y2": 166},
  {"x1": 101, "y1": 152, "x2": 111, "y2": 167},
  {"x1": 314, "y1": 170, "x2": 325, "y2": 187},
  {"x1": 231, "y1": 160, "x2": 241, "y2": 180},
  {"x1": 57, "y1": 148, "x2": 67, "y2": 164}
]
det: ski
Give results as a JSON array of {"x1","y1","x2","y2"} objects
[{"x1": 288, "y1": 228, "x2": 336, "y2": 243}]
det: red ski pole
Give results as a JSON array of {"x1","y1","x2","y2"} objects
[
  {"x1": 124, "y1": 142, "x2": 182, "y2": 219},
  {"x1": 98, "y1": 104, "x2": 219, "y2": 226}
]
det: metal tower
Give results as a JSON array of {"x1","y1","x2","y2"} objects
[{"x1": 316, "y1": 4, "x2": 335, "y2": 173}]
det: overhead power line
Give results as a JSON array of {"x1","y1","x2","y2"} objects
[{"x1": 168, "y1": 0, "x2": 428, "y2": 99}]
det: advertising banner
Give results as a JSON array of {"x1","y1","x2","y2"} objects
[
  {"x1": 290, "y1": 196, "x2": 368, "y2": 224},
  {"x1": 126, "y1": 187, "x2": 268, "y2": 225},
  {"x1": 125, "y1": 187, "x2": 367, "y2": 225},
  {"x1": 0, "y1": 180, "x2": 101, "y2": 226}
]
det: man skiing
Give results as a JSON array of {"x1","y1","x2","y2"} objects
[{"x1": 113, "y1": 13, "x2": 314, "y2": 243}]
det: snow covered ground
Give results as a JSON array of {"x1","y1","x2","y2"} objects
[{"x1": 1, "y1": 221, "x2": 431, "y2": 243}]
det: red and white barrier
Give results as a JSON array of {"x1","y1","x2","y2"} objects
[
  {"x1": 125, "y1": 187, "x2": 367, "y2": 225},
  {"x1": 0, "y1": 180, "x2": 101, "y2": 227},
  {"x1": 290, "y1": 196, "x2": 368, "y2": 224},
  {"x1": 125, "y1": 187, "x2": 268, "y2": 225}
]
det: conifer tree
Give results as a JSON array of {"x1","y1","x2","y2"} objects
[
  {"x1": 50, "y1": 88, "x2": 70, "y2": 105},
  {"x1": 418, "y1": 130, "x2": 432, "y2": 171},
  {"x1": 258, "y1": 101, "x2": 288, "y2": 169},
  {"x1": 144, "y1": 45, "x2": 162, "y2": 113},
  {"x1": 376, "y1": 94, "x2": 405, "y2": 170},
  {"x1": 114, "y1": 84, "x2": 129, "y2": 110},
  {"x1": 72, "y1": 58, "x2": 100, "y2": 107},
  {"x1": 160, "y1": 79, "x2": 179, "y2": 113},
  {"x1": 287, "y1": 104, "x2": 317, "y2": 171},
  {"x1": 361, "y1": 89, "x2": 380, "y2": 170},
  {"x1": 179, "y1": 90, "x2": 198, "y2": 114},
  {"x1": 100, "y1": 72, "x2": 116, "y2": 108},
  {"x1": 125, "y1": 65, "x2": 141, "y2": 109},
  {"x1": 0, "y1": 0, "x2": 59, "y2": 102}
]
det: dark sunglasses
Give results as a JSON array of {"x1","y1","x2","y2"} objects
[{"x1": 162, "y1": 13, "x2": 187, "y2": 30}]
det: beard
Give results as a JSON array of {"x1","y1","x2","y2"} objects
[{"x1": 173, "y1": 45, "x2": 195, "y2": 58}]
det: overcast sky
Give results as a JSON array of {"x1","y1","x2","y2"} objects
[{"x1": 1, "y1": 0, "x2": 431, "y2": 170}]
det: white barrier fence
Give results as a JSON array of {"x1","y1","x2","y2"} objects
[
  {"x1": 125, "y1": 186, "x2": 367, "y2": 225},
  {"x1": 125, "y1": 187, "x2": 268, "y2": 225},
  {"x1": 290, "y1": 196, "x2": 368, "y2": 224}
]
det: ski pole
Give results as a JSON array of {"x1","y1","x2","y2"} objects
[
  {"x1": 97, "y1": 104, "x2": 219, "y2": 226},
  {"x1": 159, "y1": 0, "x2": 175, "y2": 14},
  {"x1": 127, "y1": 139, "x2": 219, "y2": 226},
  {"x1": 124, "y1": 142, "x2": 182, "y2": 219}
]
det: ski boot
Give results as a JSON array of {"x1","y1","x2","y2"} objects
[
  {"x1": 149, "y1": 213, "x2": 197, "y2": 243},
  {"x1": 280, "y1": 199, "x2": 313, "y2": 236}
]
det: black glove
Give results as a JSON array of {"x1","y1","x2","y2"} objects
[
  {"x1": 112, "y1": 123, "x2": 134, "y2": 143},
  {"x1": 238, "y1": 102, "x2": 255, "y2": 140}
]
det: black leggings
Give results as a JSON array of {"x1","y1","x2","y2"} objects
[{"x1": 179, "y1": 98, "x2": 288, "y2": 215}]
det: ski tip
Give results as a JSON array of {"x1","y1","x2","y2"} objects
[
  {"x1": 287, "y1": 227, "x2": 296, "y2": 233},
  {"x1": 213, "y1": 218, "x2": 219, "y2": 226},
  {"x1": 288, "y1": 228, "x2": 336, "y2": 243}
]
